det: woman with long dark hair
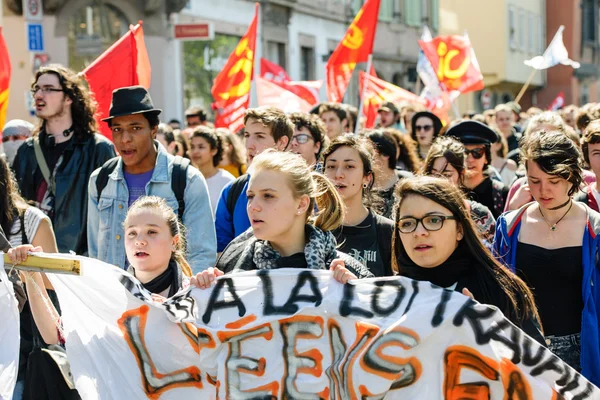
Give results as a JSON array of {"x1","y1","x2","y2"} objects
[
  {"x1": 392, "y1": 176, "x2": 542, "y2": 343},
  {"x1": 494, "y1": 130, "x2": 600, "y2": 383}
]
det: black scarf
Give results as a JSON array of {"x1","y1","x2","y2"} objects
[
  {"x1": 398, "y1": 242, "x2": 472, "y2": 288},
  {"x1": 130, "y1": 259, "x2": 182, "y2": 298}
]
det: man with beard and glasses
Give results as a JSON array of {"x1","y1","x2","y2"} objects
[
  {"x1": 446, "y1": 120, "x2": 508, "y2": 219},
  {"x1": 12, "y1": 65, "x2": 115, "y2": 255}
]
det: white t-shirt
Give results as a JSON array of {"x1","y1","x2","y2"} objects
[
  {"x1": 205, "y1": 169, "x2": 236, "y2": 217},
  {"x1": 8, "y1": 206, "x2": 51, "y2": 247}
]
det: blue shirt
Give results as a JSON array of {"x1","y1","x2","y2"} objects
[
  {"x1": 123, "y1": 169, "x2": 154, "y2": 206},
  {"x1": 214, "y1": 176, "x2": 250, "y2": 252}
]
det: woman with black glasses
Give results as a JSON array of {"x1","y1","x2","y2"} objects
[
  {"x1": 392, "y1": 175, "x2": 543, "y2": 343},
  {"x1": 446, "y1": 120, "x2": 508, "y2": 218},
  {"x1": 410, "y1": 111, "x2": 442, "y2": 160}
]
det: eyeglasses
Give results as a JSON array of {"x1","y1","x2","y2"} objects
[
  {"x1": 464, "y1": 148, "x2": 486, "y2": 159},
  {"x1": 30, "y1": 87, "x2": 64, "y2": 95},
  {"x1": 397, "y1": 215, "x2": 456, "y2": 233},
  {"x1": 292, "y1": 134, "x2": 314, "y2": 144},
  {"x1": 415, "y1": 125, "x2": 433, "y2": 132}
]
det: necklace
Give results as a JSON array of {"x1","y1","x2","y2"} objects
[
  {"x1": 548, "y1": 198, "x2": 572, "y2": 211},
  {"x1": 538, "y1": 200, "x2": 573, "y2": 231}
]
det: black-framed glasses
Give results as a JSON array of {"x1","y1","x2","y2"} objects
[
  {"x1": 292, "y1": 134, "x2": 314, "y2": 144},
  {"x1": 397, "y1": 215, "x2": 456, "y2": 233},
  {"x1": 415, "y1": 125, "x2": 433, "y2": 132},
  {"x1": 30, "y1": 87, "x2": 64, "y2": 95},
  {"x1": 464, "y1": 147, "x2": 485, "y2": 159}
]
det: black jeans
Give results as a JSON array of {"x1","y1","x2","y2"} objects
[{"x1": 547, "y1": 333, "x2": 581, "y2": 372}]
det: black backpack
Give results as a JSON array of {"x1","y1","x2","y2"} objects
[
  {"x1": 226, "y1": 174, "x2": 249, "y2": 215},
  {"x1": 95, "y1": 156, "x2": 190, "y2": 219}
]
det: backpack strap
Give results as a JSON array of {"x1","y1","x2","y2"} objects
[
  {"x1": 171, "y1": 156, "x2": 190, "y2": 220},
  {"x1": 19, "y1": 211, "x2": 28, "y2": 245},
  {"x1": 226, "y1": 174, "x2": 249, "y2": 215},
  {"x1": 33, "y1": 137, "x2": 55, "y2": 194},
  {"x1": 95, "y1": 157, "x2": 120, "y2": 203}
]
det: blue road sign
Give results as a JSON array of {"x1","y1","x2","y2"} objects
[{"x1": 27, "y1": 23, "x2": 44, "y2": 53}]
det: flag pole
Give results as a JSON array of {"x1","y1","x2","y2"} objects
[
  {"x1": 451, "y1": 96, "x2": 461, "y2": 119},
  {"x1": 515, "y1": 68, "x2": 537, "y2": 104},
  {"x1": 250, "y1": 2, "x2": 261, "y2": 108},
  {"x1": 355, "y1": 54, "x2": 373, "y2": 135}
]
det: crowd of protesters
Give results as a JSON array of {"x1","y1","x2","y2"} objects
[{"x1": 2, "y1": 63, "x2": 600, "y2": 397}]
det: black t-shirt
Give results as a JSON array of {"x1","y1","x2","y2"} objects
[
  {"x1": 467, "y1": 176, "x2": 508, "y2": 219},
  {"x1": 333, "y1": 210, "x2": 394, "y2": 277}
]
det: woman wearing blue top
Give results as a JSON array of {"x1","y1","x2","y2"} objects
[{"x1": 494, "y1": 130, "x2": 600, "y2": 386}]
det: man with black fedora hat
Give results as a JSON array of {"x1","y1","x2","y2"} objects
[
  {"x1": 446, "y1": 120, "x2": 509, "y2": 218},
  {"x1": 87, "y1": 86, "x2": 216, "y2": 273}
]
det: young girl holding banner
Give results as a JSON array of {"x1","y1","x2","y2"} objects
[
  {"x1": 391, "y1": 176, "x2": 544, "y2": 344},
  {"x1": 8, "y1": 196, "x2": 193, "y2": 345},
  {"x1": 193, "y1": 150, "x2": 372, "y2": 288}
]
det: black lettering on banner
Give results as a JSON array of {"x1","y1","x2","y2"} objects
[
  {"x1": 401, "y1": 280, "x2": 419, "y2": 317},
  {"x1": 280, "y1": 317, "x2": 324, "y2": 399},
  {"x1": 339, "y1": 284, "x2": 374, "y2": 318},
  {"x1": 202, "y1": 278, "x2": 246, "y2": 324},
  {"x1": 259, "y1": 270, "x2": 322, "y2": 316},
  {"x1": 163, "y1": 292, "x2": 197, "y2": 322},
  {"x1": 371, "y1": 280, "x2": 405, "y2": 317},
  {"x1": 431, "y1": 287, "x2": 453, "y2": 327}
]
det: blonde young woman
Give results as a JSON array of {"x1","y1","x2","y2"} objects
[{"x1": 193, "y1": 150, "x2": 372, "y2": 288}]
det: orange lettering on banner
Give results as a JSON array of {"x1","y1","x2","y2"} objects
[
  {"x1": 444, "y1": 345, "x2": 533, "y2": 400},
  {"x1": 226, "y1": 314, "x2": 258, "y2": 329},
  {"x1": 118, "y1": 306, "x2": 203, "y2": 398},
  {"x1": 179, "y1": 323, "x2": 216, "y2": 355}
]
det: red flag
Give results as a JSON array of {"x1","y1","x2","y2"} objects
[
  {"x1": 326, "y1": 0, "x2": 381, "y2": 102},
  {"x1": 256, "y1": 77, "x2": 313, "y2": 113},
  {"x1": 82, "y1": 23, "x2": 150, "y2": 141},
  {"x1": 0, "y1": 28, "x2": 11, "y2": 130},
  {"x1": 259, "y1": 58, "x2": 322, "y2": 106},
  {"x1": 548, "y1": 92, "x2": 565, "y2": 111},
  {"x1": 359, "y1": 71, "x2": 426, "y2": 129},
  {"x1": 212, "y1": 4, "x2": 259, "y2": 132},
  {"x1": 419, "y1": 33, "x2": 483, "y2": 94}
]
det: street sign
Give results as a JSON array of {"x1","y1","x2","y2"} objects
[
  {"x1": 23, "y1": 0, "x2": 43, "y2": 21},
  {"x1": 27, "y1": 23, "x2": 44, "y2": 53},
  {"x1": 174, "y1": 23, "x2": 214, "y2": 41}
]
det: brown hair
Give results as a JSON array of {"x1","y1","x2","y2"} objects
[
  {"x1": 218, "y1": 128, "x2": 247, "y2": 168},
  {"x1": 190, "y1": 126, "x2": 224, "y2": 167},
  {"x1": 32, "y1": 65, "x2": 98, "y2": 140},
  {"x1": 422, "y1": 136, "x2": 466, "y2": 185},
  {"x1": 391, "y1": 176, "x2": 540, "y2": 323},
  {"x1": 0, "y1": 157, "x2": 28, "y2": 236},
  {"x1": 288, "y1": 112, "x2": 329, "y2": 159},
  {"x1": 318, "y1": 102, "x2": 348, "y2": 124},
  {"x1": 581, "y1": 119, "x2": 600, "y2": 164},
  {"x1": 244, "y1": 107, "x2": 294, "y2": 148},
  {"x1": 249, "y1": 150, "x2": 344, "y2": 231},
  {"x1": 385, "y1": 128, "x2": 421, "y2": 173},
  {"x1": 520, "y1": 130, "x2": 583, "y2": 196},
  {"x1": 125, "y1": 196, "x2": 192, "y2": 277}
]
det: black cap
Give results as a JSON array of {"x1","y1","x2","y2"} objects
[
  {"x1": 102, "y1": 86, "x2": 161, "y2": 122},
  {"x1": 378, "y1": 101, "x2": 399, "y2": 114},
  {"x1": 445, "y1": 120, "x2": 498, "y2": 145}
]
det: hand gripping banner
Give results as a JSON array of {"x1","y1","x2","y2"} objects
[{"x1": 39, "y1": 257, "x2": 600, "y2": 399}]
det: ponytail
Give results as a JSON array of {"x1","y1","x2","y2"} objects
[{"x1": 310, "y1": 172, "x2": 344, "y2": 232}]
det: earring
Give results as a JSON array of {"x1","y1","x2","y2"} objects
[{"x1": 362, "y1": 183, "x2": 368, "y2": 189}]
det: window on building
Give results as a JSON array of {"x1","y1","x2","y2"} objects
[
  {"x1": 352, "y1": 0, "x2": 364, "y2": 14},
  {"x1": 508, "y1": 6, "x2": 517, "y2": 50},
  {"x1": 538, "y1": 15, "x2": 544, "y2": 53},
  {"x1": 300, "y1": 46, "x2": 315, "y2": 81},
  {"x1": 582, "y1": 0, "x2": 597, "y2": 43},
  {"x1": 528, "y1": 13, "x2": 534, "y2": 53},
  {"x1": 519, "y1": 9, "x2": 525, "y2": 50},
  {"x1": 267, "y1": 41, "x2": 287, "y2": 71},
  {"x1": 430, "y1": 0, "x2": 439, "y2": 32},
  {"x1": 405, "y1": 0, "x2": 422, "y2": 27},
  {"x1": 379, "y1": 0, "x2": 393, "y2": 22}
]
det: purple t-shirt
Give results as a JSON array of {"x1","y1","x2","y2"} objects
[{"x1": 123, "y1": 169, "x2": 154, "y2": 206}]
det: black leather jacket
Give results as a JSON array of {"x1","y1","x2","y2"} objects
[{"x1": 13, "y1": 132, "x2": 115, "y2": 254}]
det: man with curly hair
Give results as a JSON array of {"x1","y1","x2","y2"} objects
[{"x1": 12, "y1": 65, "x2": 116, "y2": 255}]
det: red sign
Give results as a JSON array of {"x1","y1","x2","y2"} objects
[{"x1": 174, "y1": 23, "x2": 213, "y2": 41}]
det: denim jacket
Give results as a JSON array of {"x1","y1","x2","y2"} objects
[{"x1": 87, "y1": 143, "x2": 217, "y2": 273}]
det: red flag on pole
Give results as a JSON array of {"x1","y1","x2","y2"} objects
[
  {"x1": 211, "y1": 4, "x2": 259, "y2": 132},
  {"x1": 359, "y1": 71, "x2": 426, "y2": 129},
  {"x1": 256, "y1": 77, "x2": 313, "y2": 113},
  {"x1": 82, "y1": 22, "x2": 151, "y2": 141},
  {"x1": 259, "y1": 58, "x2": 322, "y2": 106},
  {"x1": 418, "y1": 33, "x2": 483, "y2": 94},
  {"x1": 260, "y1": 58, "x2": 290, "y2": 82},
  {"x1": 326, "y1": 0, "x2": 381, "y2": 102},
  {"x1": 548, "y1": 92, "x2": 565, "y2": 111},
  {"x1": 0, "y1": 28, "x2": 11, "y2": 130}
]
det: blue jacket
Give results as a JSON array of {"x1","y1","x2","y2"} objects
[
  {"x1": 214, "y1": 176, "x2": 250, "y2": 252},
  {"x1": 494, "y1": 202, "x2": 600, "y2": 386},
  {"x1": 87, "y1": 142, "x2": 217, "y2": 273}
]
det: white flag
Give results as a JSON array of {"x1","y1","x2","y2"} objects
[
  {"x1": 417, "y1": 26, "x2": 442, "y2": 98},
  {"x1": 524, "y1": 25, "x2": 580, "y2": 70},
  {"x1": 0, "y1": 267, "x2": 19, "y2": 400}
]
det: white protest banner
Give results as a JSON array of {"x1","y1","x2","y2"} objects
[
  {"x1": 47, "y1": 256, "x2": 600, "y2": 399},
  {"x1": 0, "y1": 266, "x2": 19, "y2": 400}
]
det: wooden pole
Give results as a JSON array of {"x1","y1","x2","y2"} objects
[
  {"x1": 515, "y1": 68, "x2": 537, "y2": 104},
  {"x1": 3, "y1": 253, "x2": 81, "y2": 275},
  {"x1": 355, "y1": 54, "x2": 373, "y2": 135}
]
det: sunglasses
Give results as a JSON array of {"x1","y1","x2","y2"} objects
[
  {"x1": 415, "y1": 125, "x2": 433, "y2": 132},
  {"x1": 464, "y1": 148, "x2": 486, "y2": 159},
  {"x1": 292, "y1": 134, "x2": 314, "y2": 144}
]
